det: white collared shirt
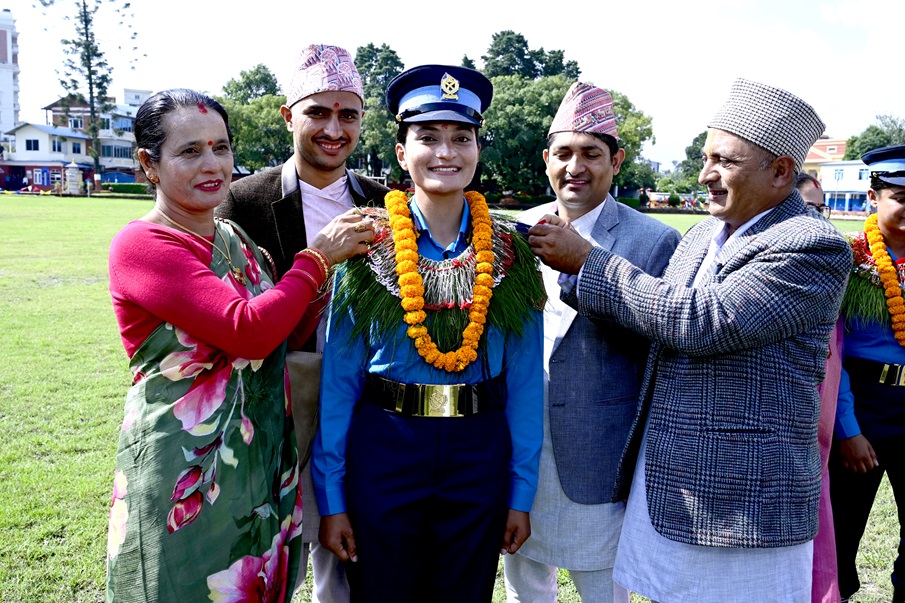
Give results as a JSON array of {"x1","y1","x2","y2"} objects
[
  {"x1": 544, "y1": 200, "x2": 605, "y2": 374},
  {"x1": 298, "y1": 175, "x2": 355, "y2": 247},
  {"x1": 297, "y1": 175, "x2": 355, "y2": 352},
  {"x1": 691, "y1": 207, "x2": 775, "y2": 287}
]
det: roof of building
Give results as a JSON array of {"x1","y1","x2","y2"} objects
[
  {"x1": 4, "y1": 123, "x2": 90, "y2": 139},
  {"x1": 41, "y1": 98, "x2": 139, "y2": 119},
  {"x1": 806, "y1": 138, "x2": 847, "y2": 163},
  {"x1": 0, "y1": 160, "x2": 93, "y2": 169}
]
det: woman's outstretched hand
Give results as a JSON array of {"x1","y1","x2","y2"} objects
[{"x1": 309, "y1": 208, "x2": 375, "y2": 266}]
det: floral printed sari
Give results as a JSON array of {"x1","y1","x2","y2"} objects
[{"x1": 106, "y1": 220, "x2": 302, "y2": 603}]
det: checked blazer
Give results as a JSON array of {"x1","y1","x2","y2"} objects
[
  {"x1": 217, "y1": 159, "x2": 389, "y2": 279},
  {"x1": 566, "y1": 189, "x2": 853, "y2": 548}
]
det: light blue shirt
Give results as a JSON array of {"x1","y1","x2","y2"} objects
[
  {"x1": 836, "y1": 246, "x2": 905, "y2": 438},
  {"x1": 311, "y1": 197, "x2": 544, "y2": 515}
]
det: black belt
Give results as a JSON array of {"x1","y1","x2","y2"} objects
[
  {"x1": 362, "y1": 374, "x2": 506, "y2": 417},
  {"x1": 844, "y1": 356, "x2": 905, "y2": 387}
]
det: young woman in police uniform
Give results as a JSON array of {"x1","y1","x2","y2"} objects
[{"x1": 311, "y1": 65, "x2": 545, "y2": 602}]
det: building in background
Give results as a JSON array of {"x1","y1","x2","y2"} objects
[
  {"x1": 803, "y1": 138, "x2": 847, "y2": 177},
  {"x1": 0, "y1": 9, "x2": 20, "y2": 151},
  {"x1": 40, "y1": 88, "x2": 149, "y2": 182},
  {"x1": 1, "y1": 86, "x2": 149, "y2": 189},
  {"x1": 1, "y1": 123, "x2": 90, "y2": 190},
  {"x1": 818, "y1": 159, "x2": 870, "y2": 213}
]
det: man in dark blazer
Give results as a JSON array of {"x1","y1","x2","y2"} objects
[
  {"x1": 505, "y1": 83, "x2": 680, "y2": 603},
  {"x1": 528, "y1": 78, "x2": 853, "y2": 602},
  {"x1": 216, "y1": 44, "x2": 388, "y2": 603},
  {"x1": 218, "y1": 50, "x2": 387, "y2": 279}
]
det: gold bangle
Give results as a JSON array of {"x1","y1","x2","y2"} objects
[
  {"x1": 296, "y1": 269, "x2": 323, "y2": 290},
  {"x1": 309, "y1": 247, "x2": 331, "y2": 272},
  {"x1": 300, "y1": 249, "x2": 330, "y2": 278},
  {"x1": 300, "y1": 248, "x2": 330, "y2": 279}
]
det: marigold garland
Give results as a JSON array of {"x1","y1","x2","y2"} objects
[
  {"x1": 864, "y1": 213, "x2": 905, "y2": 346},
  {"x1": 385, "y1": 190, "x2": 495, "y2": 372}
]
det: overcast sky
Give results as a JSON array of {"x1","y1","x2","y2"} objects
[{"x1": 6, "y1": 0, "x2": 902, "y2": 168}]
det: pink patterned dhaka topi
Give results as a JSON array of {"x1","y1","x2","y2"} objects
[
  {"x1": 548, "y1": 82, "x2": 618, "y2": 138},
  {"x1": 286, "y1": 44, "x2": 364, "y2": 107}
]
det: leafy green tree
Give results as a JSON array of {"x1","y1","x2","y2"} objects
[
  {"x1": 481, "y1": 31, "x2": 579, "y2": 80},
  {"x1": 358, "y1": 107, "x2": 401, "y2": 181},
  {"x1": 222, "y1": 64, "x2": 280, "y2": 104},
  {"x1": 876, "y1": 115, "x2": 905, "y2": 144},
  {"x1": 656, "y1": 176, "x2": 677, "y2": 193},
  {"x1": 657, "y1": 170, "x2": 697, "y2": 194},
  {"x1": 481, "y1": 74, "x2": 572, "y2": 193},
  {"x1": 352, "y1": 44, "x2": 405, "y2": 178},
  {"x1": 844, "y1": 125, "x2": 890, "y2": 160},
  {"x1": 217, "y1": 64, "x2": 289, "y2": 172},
  {"x1": 38, "y1": 0, "x2": 139, "y2": 173},
  {"x1": 610, "y1": 91, "x2": 655, "y2": 190},
  {"x1": 482, "y1": 31, "x2": 537, "y2": 79},
  {"x1": 220, "y1": 94, "x2": 290, "y2": 173},
  {"x1": 481, "y1": 76, "x2": 656, "y2": 194},
  {"x1": 843, "y1": 116, "x2": 905, "y2": 160},
  {"x1": 54, "y1": 0, "x2": 114, "y2": 173},
  {"x1": 619, "y1": 158, "x2": 658, "y2": 192},
  {"x1": 461, "y1": 55, "x2": 476, "y2": 69},
  {"x1": 355, "y1": 43, "x2": 404, "y2": 105},
  {"x1": 536, "y1": 49, "x2": 580, "y2": 79},
  {"x1": 844, "y1": 115, "x2": 905, "y2": 160},
  {"x1": 670, "y1": 130, "x2": 707, "y2": 193}
]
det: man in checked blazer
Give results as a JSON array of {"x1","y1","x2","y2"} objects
[
  {"x1": 216, "y1": 44, "x2": 387, "y2": 603},
  {"x1": 505, "y1": 82, "x2": 680, "y2": 603},
  {"x1": 528, "y1": 78, "x2": 853, "y2": 602}
]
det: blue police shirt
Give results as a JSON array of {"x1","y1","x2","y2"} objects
[
  {"x1": 836, "y1": 245, "x2": 905, "y2": 438},
  {"x1": 311, "y1": 197, "x2": 543, "y2": 516}
]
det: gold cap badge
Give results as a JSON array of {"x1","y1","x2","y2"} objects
[{"x1": 440, "y1": 73, "x2": 459, "y2": 100}]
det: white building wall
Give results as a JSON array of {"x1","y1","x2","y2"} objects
[
  {"x1": 8, "y1": 125, "x2": 90, "y2": 162},
  {"x1": 13, "y1": 125, "x2": 50, "y2": 160},
  {"x1": 818, "y1": 160, "x2": 871, "y2": 212},
  {"x1": 0, "y1": 9, "x2": 20, "y2": 145}
]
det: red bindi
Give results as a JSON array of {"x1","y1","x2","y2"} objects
[
  {"x1": 208, "y1": 141, "x2": 213, "y2": 146},
  {"x1": 441, "y1": 124, "x2": 449, "y2": 129},
  {"x1": 197, "y1": 103, "x2": 208, "y2": 114},
  {"x1": 334, "y1": 103, "x2": 340, "y2": 108}
]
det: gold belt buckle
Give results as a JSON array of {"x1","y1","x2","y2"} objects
[
  {"x1": 421, "y1": 384, "x2": 464, "y2": 417},
  {"x1": 879, "y1": 363, "x2": 905, "y2": 386}
]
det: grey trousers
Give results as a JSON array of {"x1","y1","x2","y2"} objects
[
  {"x1": 504, "y1": 553, "x2": 629, "y2": 603},
  {"x1": 295, "y1": 464, "x2": 350, "y2": 603}
]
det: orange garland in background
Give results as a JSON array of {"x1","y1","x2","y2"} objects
[
  {"x1": 385, "y1": 190, "x2": 496, "y2": 372},
  {"x1": 865, "y1": 213, "x2": 905, "y2": 346}
]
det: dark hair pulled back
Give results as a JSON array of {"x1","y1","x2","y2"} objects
[{"x1": 134, "y1": 89, "x2": 233, "y2": 180}]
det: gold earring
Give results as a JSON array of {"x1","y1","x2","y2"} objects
[{"x1": 148, "y1": 174, "x2": 159, "y2": 184}]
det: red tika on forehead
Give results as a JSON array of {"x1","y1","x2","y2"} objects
[{"x1": 197, "y1": 103, "x2": 208, "y2": 114}]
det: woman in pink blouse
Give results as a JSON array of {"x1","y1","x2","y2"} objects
[{"x1": 104, "y1": 88, "x2": 374, "y2": 603}]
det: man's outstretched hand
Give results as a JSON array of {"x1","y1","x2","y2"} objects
[{"x1": 527, "y1": 215, "x2": 592, "y2": 275}]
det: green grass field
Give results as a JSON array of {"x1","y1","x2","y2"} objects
[{"x1": 0, "y1": 196, "x2": 892, "y2": 602}]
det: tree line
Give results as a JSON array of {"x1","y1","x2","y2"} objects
[
  {"x1": 46, "y1": 1, "x2": 903, "y2": 196},
  {"x1": 217, "y1": 32, "x2": 658, "y2": 196},
  {"x1": 657, "y1": 115, "x2": 905, "y2": 198}
]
